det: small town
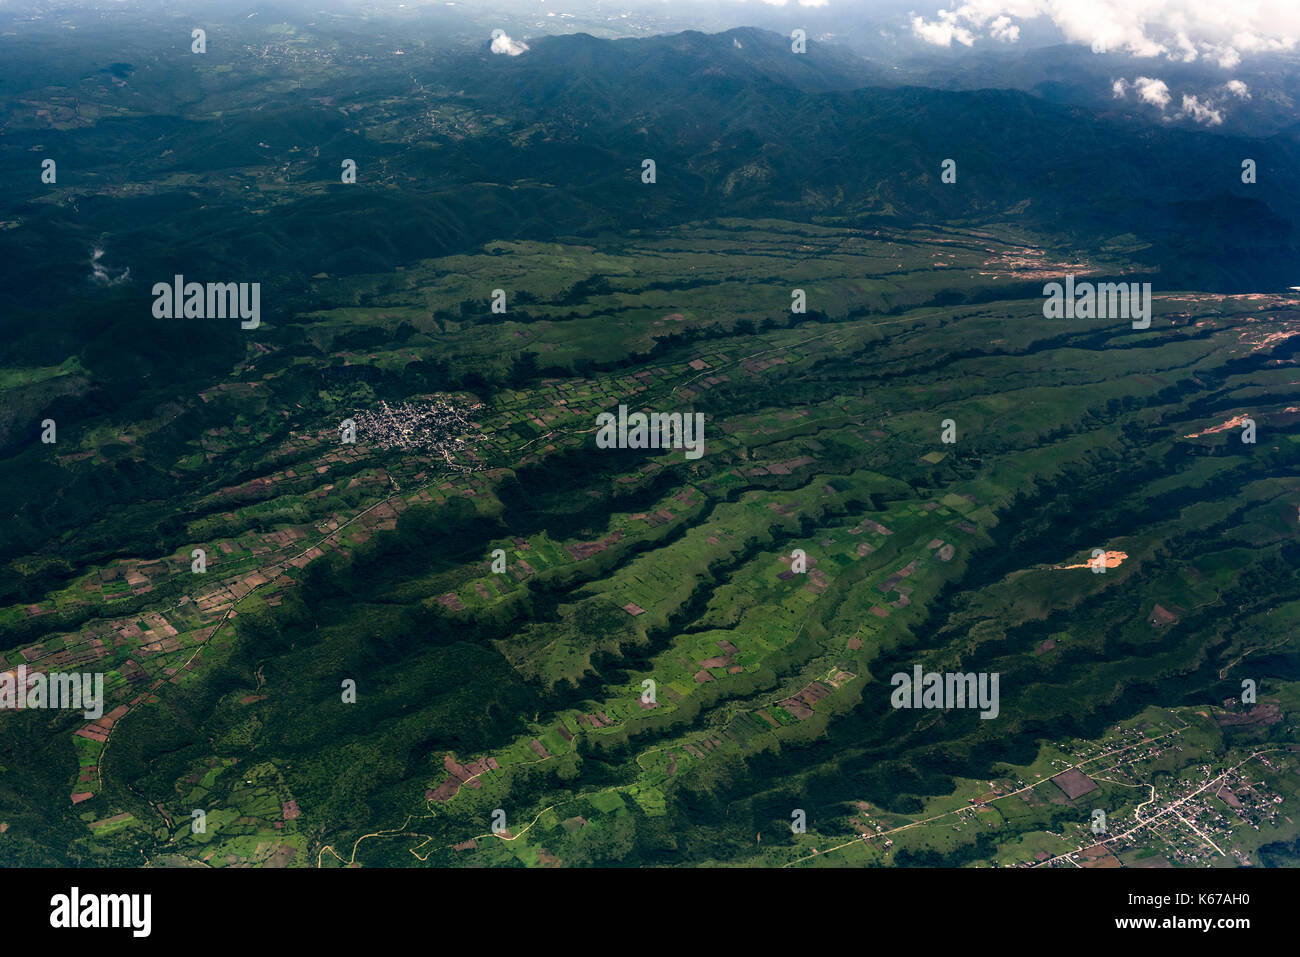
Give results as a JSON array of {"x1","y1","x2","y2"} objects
[{"x1": 351, "y1": 399, "x2": 484, "y2": 466}]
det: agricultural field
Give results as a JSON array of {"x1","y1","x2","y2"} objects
[{"x1": 2, "y1": 214, "x2": 1296, "y2": 867}]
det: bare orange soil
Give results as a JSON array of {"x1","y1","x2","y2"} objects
[{"x1": 1060, "y1": 550, "x2": 1128, "y2": 570}]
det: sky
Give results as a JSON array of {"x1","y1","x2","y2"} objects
[
  {"x1": 898, "y1": 0, "x2": 1298, "y2": 67},
  {"x1": 472, "y1": 0, "x2": 1299, "y2": 67},
  {"x1": 4, "y1": 0, "x2": 1295, "y2": 72}
]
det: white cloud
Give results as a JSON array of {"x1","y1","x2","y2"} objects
[
  {"x1": 1172, "y1": 31, "x2": 1198, "y2": 62},
  {"x1": 910, "y1": 12, "x2": 975, "y2": 47},
  {"x1": 905, "y1": 1, "x2": 1299, "y2": 64},
  {"x1": 989, "y1": 15, "x2": 1020, "y2": 42},
  {"x1": 1177, "y1": 92, "x2": 1223, "y2": 124},
  {"x1": 89, "y1": 247, "x2": 130, "y2": 286},
  {"x1": 1116, "y1": 76, "x2": 1241, "y2": 123},
  {"x1": 1133, "y1": 75, "x2": 1171, "y2": 109},
  {"x1": 490, "y1": 31, "x2": 529, "y2": 56},
  {"x1": 1199, "y1": 44, "x2": 1241, "y2": 68}
]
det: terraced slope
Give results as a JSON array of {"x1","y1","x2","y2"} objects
[{"x1": 2, "y1": 219, "x2": 1297, "y2": 867}]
